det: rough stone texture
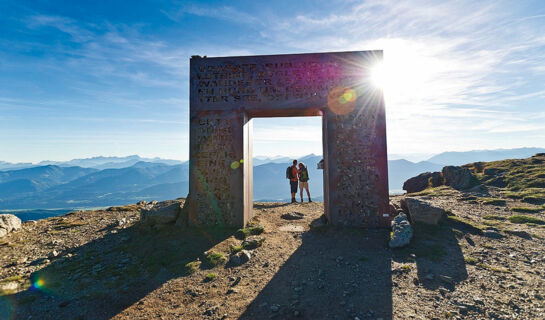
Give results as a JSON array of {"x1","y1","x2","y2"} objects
[
  {"x1": 140, "y1": 200, "x2": 182, "y2": 226},
  {"x1": 401, "y1": 198, "x2": 445, "y2": 225},
  {"x1": 242, "y1": 236, "x2": 265, "y2": 250},
  {"x1": 229, "y1": 250, "x2": 251, "y2": 266},
  {"x1": 189, "y1": 51, "x2": 389, "y2": 228},
  {"x1": 402, "y1": 172, "x2": 443, "y2": 193},
  {"x1": 442, "y1": 166, "x2": 476, "y2": 190},
  {"x1": 389, "y1": 213, "x2": 413, "y2": 248},
  {"x1": 0, "y1": 214, "x2": 22, "y2": 238}
]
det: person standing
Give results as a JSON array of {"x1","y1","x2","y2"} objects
[
  {"x1": 298, "y1": 162, "x2": 312, "y2": 202},
  {"x1": 286, "y1": 159, "x2": 299, "y2": 203}
]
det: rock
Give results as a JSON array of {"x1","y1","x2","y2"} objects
[
  {"x1": 270, "y1": 304, "x2": 280, "y2": 312},
  {"x1": 401, "y1": 198, "x2": 445, "y2": 225},
  {"x1": 140, "y1": 200, "x2": 181, "y2": 225},
  {"x1": 226, "y1": 288, "x2": 238, "y2": 294},
  {"x1": 483, "y1": 230, "x2": 504, "y2": 239},
  {"x1": 281, "y1": 212, "x2": 304, "y2": 220},
  {"x1": 48, "y1": 250, "x2": 60, "y2": 258},
  {"x1": 442, "y1": 166, "x2": 477, "y2": 190},
  {"x1": 389, "y1": 213, "x2": 413, "y2": 248},
  {"x1": 229, "y1": 250, "x2": 251, "y2": 266},
  {"x1": 136, "y1": 200, "x2": 147, "y2": 206},
  {"x1": 242, "y1": 236, "x2": 265, "y2": 250},
  {"x1": 0, "y1": 282, "x2": 18, "y2": 292},
  {"x1": 0, "y1": 214, "x2": 22, "y2": 238},
  {"x1": 403, "y1": 172, "x2": 443, "y2": 193},
  {"x1": 175, "y1": 196, "x2": 190, "y2": 228}
]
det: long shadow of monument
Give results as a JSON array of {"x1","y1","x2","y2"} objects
[
  {"x1": 392, "y1": 217, "x2": 469, "y2": 291},
  {"x1": 5, "y1": 223, "x2": 233, "y2": 320},
  {"x1": 239, "y1": 220, "x2": 393, "y2": 320}
]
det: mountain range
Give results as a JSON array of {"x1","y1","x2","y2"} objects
[{"x1": 0, "y1": 147, "x2": 543, "y2": 210}]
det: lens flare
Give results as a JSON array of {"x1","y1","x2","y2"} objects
[
  {"x1": 230, "y1": 161, "x2": 240, "y2": 169},
  {"x1": 31, "y1": 278, "x2": 45, "y2": 290},
  {"x1": 328, "y1": 86, "x2": 358, "y2": 115}
]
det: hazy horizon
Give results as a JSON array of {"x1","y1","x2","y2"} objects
[{"x1": 2, "y1": 146, "x2": 545, "y2": 165}]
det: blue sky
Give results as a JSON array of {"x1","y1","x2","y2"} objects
[{"x1": 1, "y1": 0, "x2": 544, "y2": 163}]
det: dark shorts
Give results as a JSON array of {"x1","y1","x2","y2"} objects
[{"x1": 290, "y1": 180, "x2": 298, "y2": 193}]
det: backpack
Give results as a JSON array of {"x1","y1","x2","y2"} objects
[{"x1": 286, "y1": 166, "x2": 294, "y2": 179}]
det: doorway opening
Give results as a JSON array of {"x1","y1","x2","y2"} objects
[{"x1": 250, "y1": 116, "x2": 324, "y2": 205}]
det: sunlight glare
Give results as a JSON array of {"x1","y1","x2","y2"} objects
[{"x1": 370, "y1": 62, "x2": 385, "y2": 88}]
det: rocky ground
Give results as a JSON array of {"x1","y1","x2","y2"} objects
[{"x1": 0, "y1": 190, "x2": 544, "y2": 319}]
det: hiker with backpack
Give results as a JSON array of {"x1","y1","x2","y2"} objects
[
  {"x1": 286, "y1": 160, "x2": 299, "y2": 203},
  {"x1": 298, "y1": 162, "x2": 312, "y2": 202}
]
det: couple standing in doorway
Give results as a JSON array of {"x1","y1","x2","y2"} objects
[{"x1": 287, "y1": 159, "x2": 312, "y2": 203}]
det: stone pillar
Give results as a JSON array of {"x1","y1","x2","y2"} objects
[
  {"x1": 324, "y1": 93, "x2": 389, "y2": 227},
  {"x1": 188, "y1": 110, "x2": 250, "y2": 227}
]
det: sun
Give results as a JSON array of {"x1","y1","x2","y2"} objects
[{"x1": 370, "y1": 62, "x2": 385, "y2": 89}]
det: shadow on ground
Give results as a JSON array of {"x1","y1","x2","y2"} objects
[
  {"x1": 4, "y1": 224, "x2": 234, "y2": 320},
  {"x1": 239, "y1": 218, "x2": 393, "y2": 320},
  {"x1": 253, "y1": 203, "x2": 292, "y2": 209},
  {"x1": 392, "y1": 218, "x2": 468, "y2": 291}
]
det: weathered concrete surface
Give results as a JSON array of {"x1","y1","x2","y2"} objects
[{"x1": 189, "y1": 51, "x2": 389, "y2": 227}]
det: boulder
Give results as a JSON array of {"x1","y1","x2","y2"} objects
[
  {"x1": 389, "y1": 213, "x2": 413, "y2": 248},
  {"x1": 140, "y1": 200, "x2": 181, "y2": 225},
  {"x1": 229, "y1": 250, "x2": 251, "y2": 266},
  {"x1": 242, "y1": 236, "x2": 265, "y2": 250},
  {"x1": 0, "y1": 214, "x2": 22, "y2": 238},
  {"x1": 401, "y1": 198, "x2": 445, "y2": 225},
  {"x1": 402, "y1": 172, "x2": 443, "y2": 193},
  {"x1": 442, "y1": 166, "x2": 477, "y2": 190}
]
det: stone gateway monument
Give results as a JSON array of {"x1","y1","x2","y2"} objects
[{"x1": 188, "y1": 51, "x2": 390, "y2": 228}]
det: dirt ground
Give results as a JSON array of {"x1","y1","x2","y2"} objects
[{"x1": 1, "y1": 193, "x2": 544, "y2": 319}]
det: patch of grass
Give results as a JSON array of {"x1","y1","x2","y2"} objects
[
  {"x1": 483, "y1": 215, "x2": 506, "y2": 221},
  {"x1": 358, "y1": 256, "x2": 369, "y2": 262},
  {"x1": 230, "y1": 245, "x2": 243, "y2": 254},
  {"x1": 464, "y1": 256, "x2": 478, "y2": 265},
  {"x1": 204, "y1": 273, "x2": 217, "y2": 282},
  {"x1": 234, "y1": 228, "x2": 250, "y2": 240},
  {"x1": 107, "y1": 204, "x2": 139, "y2": 212},
  {"x1": 246, "y1": 223, "x2": 265, "y2": 235},
  {"x1": 184, "y1": 261, "x2": 200, "y2": 274},
  {"x1": 508, "y1": 215, "x2": 545, "y2": 225},
  {"x1": 445, "y1": 215, "x2": 486, "y2": 234},
  {"x1": 54, "y1": 220, "x2": 86, "y2": 230},
  {"x1": 477, "y1": 263, "x2": 510, "y2": 273},
  {"x1": 0, "y1": 275, "x2": 26, "y2": 283},
  {"x1": 234, "y1": 224, "x2": 264, "y2": 240},
  {"x1": 204, "y1": 252, "x2": 226, "y2": 267},
  {"x1": 511, "y1": 206, "x2": 544, "y2": 213},
  {"x1": 400, "y1": 264, "x2": 412, "y2": 271},
  {"x1": 242, "y1": 236, "x2": 265, "y2": 250},
  {"x1": 409, "y1": 185, "x2": 456, "y2": 197},
  {"x1": 480, "y1": 198, "x2": 506, "y2": 206}
]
